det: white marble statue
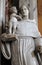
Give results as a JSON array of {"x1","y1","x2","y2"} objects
[
  {"x1": 9, "y1": 6, "x2": 22, "y2": 34},
  {"x1": 1, "y1": 4, "x2": 42, "y2": 65},
  {"x1": 11, "y1": 5, "x2": 41, "y2": 65},
  {"x1": 17, "y1": 5, "x2": 41, "y2": 65}
]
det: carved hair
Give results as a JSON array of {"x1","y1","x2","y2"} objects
[
  {"x1": 19, "y1": 5, "x2": 29, "y2": 19},
  {"x1": 10, "y1": 6, "x2": 17, "y2": 14},
  {"x1": 19, "y1": 5, "x2": 29, "y2": 14}
]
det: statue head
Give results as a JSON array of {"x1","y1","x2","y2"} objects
[
  {"x1": 10, "y1": 6, "x2": 17, "y2": 14},
  {"x1": 20, "y1": 5, "x2": 29, "y2": 17}
]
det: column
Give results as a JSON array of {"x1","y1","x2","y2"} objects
[
  {"x1": 33, "y1": 0, "x2": 38, "y2": 25},
  {"x1": 30, "y1": 0, "x2": 38, "y2": 25},
  {"x1": 29, "y1": 0, "x2": 33, "y2": 19},
  {"x1": 1, "y1": 0, "x2": 5, "y2": 32},
  {"x1": 19, "y1": 0, "x2": 30, "y2": 8}
]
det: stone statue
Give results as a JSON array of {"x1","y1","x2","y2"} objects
[
  {"x1": 9, "y1": 6, "x2": 22, "y2": 34},
  {"x1": 11, "y1": 5, "x2": 41, "y2": 65},
  {"x1": 17, "y1": 5, "x2": 41, "y2": 65},
  {"x1": 1, "y1": 4, "x2": 42, "y2": 65},
  {"x1": 19, "y1": 5, "x2": 42, "y2": 65}
]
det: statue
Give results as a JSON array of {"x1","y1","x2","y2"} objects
[
  {"x1": 19, "y1": 5, "x2": 42, "y2": 65},
  {"x1": 16, "y1": 5, "x2": 41, "y2": 65},
  {"x1": 1, "y1": 4, "x2": 42, "y2": 65},
  {"x1": 9, "y1": 6, "x2": 22, "y2": 34},
  {"x1": 11, "y1": 5, "x2": 41, "y2": 65}
]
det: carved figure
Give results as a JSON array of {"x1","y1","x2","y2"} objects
[
  {"x1": 9, "y1": 6, "x2": 22, "y2": 34},
  {"x1": 11, "y1": 5, "x2": 41, "y2": 65},
  {"x1": 1, "y1": 4, "x2": 42, "y2": 65},
  {"x1": 17, "y1": 5, "x2": 40, "y2": 65}
]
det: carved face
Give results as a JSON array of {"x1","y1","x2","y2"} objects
[{"x1": 21, "y1": 5, "x2": 29, "y2": 16}]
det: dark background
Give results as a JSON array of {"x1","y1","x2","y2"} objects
[{"x1": 1, "y1": 52, "x2": 11, "y2": 65}]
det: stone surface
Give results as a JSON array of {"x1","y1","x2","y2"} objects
[
  {"x1": 19, "y1": 0, "x2": 30, "y2": 9},
  {"x1": 29, "y1": 0, "x2": 38, "y2": 25}
]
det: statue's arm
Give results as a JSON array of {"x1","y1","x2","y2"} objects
[
  {"x1": 12, "y1": 14, "x2": 22, "y2": 20},
  {"x1": 1, "y1": 33, "x2": 18, "y2": 42}
]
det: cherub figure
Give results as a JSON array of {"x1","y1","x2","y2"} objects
[
  {"x1": 1, "y1": 6, "x2": 22, "y2": 60},
  {"x1": 9, "y1": 6, "x2": 22, "y2": 34}
]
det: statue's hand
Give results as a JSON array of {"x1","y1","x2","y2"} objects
[
  {"x1": 1, "y1": 33, "x2": 8, "y2": 42},
  {"x1": 17, "y1": 16, "x2": 22, "y2": 20},
  {"x1": 8, "y1": 34, "x2": 18, "y2": 40},
  {"x1": 1, "y1": 33, "x2": 7, "y2": 38},
  {"x1": 1, "y1": 33, "x2": 18, "y2": 42},
  {"x1": 15, "y1": 15, "x2": 22, "y2": 21}
]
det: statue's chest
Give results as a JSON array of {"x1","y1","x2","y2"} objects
[
  {"x1": 15, "y1": 22, "x2": 40, "y2": 37},
  {"x1": 16, "y1": 22, "x2": 29, "y2": 35}
]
